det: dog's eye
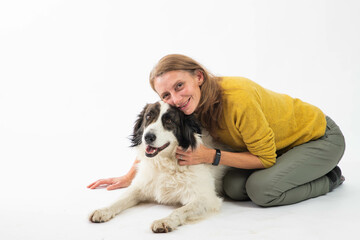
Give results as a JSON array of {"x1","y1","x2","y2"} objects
[
  {"x1": 146, "y1": 114, "x2": 152, "y2": 120},
  {"x1": 163, "y1": 115, "x2": 172, "y2": 124}
]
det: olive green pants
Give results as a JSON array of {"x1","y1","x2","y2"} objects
[{"x1": 223, "y1": 116, "x2": 345, "y2": 207}]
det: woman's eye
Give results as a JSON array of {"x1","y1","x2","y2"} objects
[
  {"x1": 162, "y1": 94, "x2": 169, "y2": 100},
  {"x1": 176, "y1": 82, "x2": 183, "y2": 89}
]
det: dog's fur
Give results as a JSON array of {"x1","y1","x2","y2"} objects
[{"x1": 90, "y1": 101, "x2": 228, "y2": 233}]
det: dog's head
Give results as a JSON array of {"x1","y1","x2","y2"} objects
[{"x1": 130, "y1": 101, "x2": 201, "y2": 158}]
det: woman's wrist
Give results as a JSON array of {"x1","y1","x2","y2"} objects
[
  {"x1": 206, "y1": 148, "x2": 217, "y2": 164},
  {"x1": 126, "y1": 159, "x2": 140, "y2": 180}
]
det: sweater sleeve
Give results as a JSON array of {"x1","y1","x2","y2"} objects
[{"x1": 232, "y1": 89, "x2": 277, "y2": 168}]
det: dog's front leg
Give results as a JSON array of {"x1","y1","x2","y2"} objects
[
  {"x1": 90, "y1": 187, "x2": 142, "y2": 223},
  {"x1": 151, "y1": 197, "x2": 221, "y2": 233}
]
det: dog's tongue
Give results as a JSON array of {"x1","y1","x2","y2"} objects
[{"x1": 146, "y1": 145, "x2": 157, "y2": 154}]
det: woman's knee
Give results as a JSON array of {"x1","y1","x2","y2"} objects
[
  {"x1": 245, "y1": 172, "x2": 275, "y2": 207},
  {"x1": 325, "y1": 117, "x2": 346, "y2": 163},
  {"x1": 223, "y1": 169, "x2": 252, "y2": 201}
]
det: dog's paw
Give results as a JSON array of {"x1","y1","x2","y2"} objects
[
  {"x1": 151, "y1": 218, "x2": 175, "y2": 233},
  {"x1": 89, "y1": 208, "x2": 114, "y2": 223}
]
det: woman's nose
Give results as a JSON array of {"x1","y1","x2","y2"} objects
[{"x1": 171, "y1": 93, "x2": 182, "y2": 107}]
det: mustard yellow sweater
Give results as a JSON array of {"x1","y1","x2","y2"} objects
[{"x1": 215, "y1": 77, "x2": 327, "y2": 168}]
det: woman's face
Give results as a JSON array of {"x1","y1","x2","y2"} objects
[{"x1": 154, "y1": 70, "x2": 204, "y2": 115}]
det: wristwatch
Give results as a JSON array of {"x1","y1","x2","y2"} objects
[{"x1": 212, "y1": 149, "x2": 221, "y2": 166}]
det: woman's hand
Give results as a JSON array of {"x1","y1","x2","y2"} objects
[
  {"x1": 87, "y1": 159, "x2": 140, "y2": 191},
  {"x1": 176, "y1": 144, "x2": 215, "y2": 166},
  {"x1": 87, "y1": 175, "x2": 132, "y2": 190}
]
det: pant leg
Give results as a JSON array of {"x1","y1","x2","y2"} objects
[
  {"x1": 245, "y1": 116, "x2": 345, "y2": 207},
  {"x1": 223, "y1": 168, "x2": 254, "y2": 201}
]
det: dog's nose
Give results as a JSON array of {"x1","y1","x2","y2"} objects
[{"x1": 144, "y1": 133, "x2": 156, "y2": 144}]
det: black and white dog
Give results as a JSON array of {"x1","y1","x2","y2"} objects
[{"x1": 90, "y1": 101, "x2": 228, "y2": 233}]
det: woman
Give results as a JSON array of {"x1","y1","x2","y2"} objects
[{"x1": 88, "y1": 54, "x2": 345, "y2": 207}]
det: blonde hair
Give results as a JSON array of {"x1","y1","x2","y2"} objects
[{"x1": 149, "y1": 54, "x2": 223, "y2": 136}]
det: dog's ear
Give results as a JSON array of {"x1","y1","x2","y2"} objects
[
  {"x1": 185, "y1": 114, "x2": 202, "y2": 135},
  {"x1": 130, "y1": 104, "x2": 148, "y2": 147},
  {"x1": 178, "y1": 114, "x2": 202, "y2": 150}
]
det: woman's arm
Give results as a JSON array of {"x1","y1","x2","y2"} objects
[
  {"x1": 217, "y1": 151, "x2": 265, "y2": 169},
  {"x1": 87, "y1": 159, "x2": 140, "y2": 190},
  {"x1": 176, "y1": 144, "x2": 265, "y2": 169}
]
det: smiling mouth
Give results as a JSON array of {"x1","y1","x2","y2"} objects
[
  {"x1": 145, "y1": 142, "x2": 170, "y2": 158},
  {"x1": 178, "y1": 98, "x2": 190, "y2": 111}
]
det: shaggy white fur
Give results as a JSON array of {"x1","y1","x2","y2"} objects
[{"x1": 90, "y1": 102, "x2": 228, "y2": 233}]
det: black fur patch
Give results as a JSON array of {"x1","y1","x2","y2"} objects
[
  {"x1": 130, "y1": 103, "x2": 161, "y2": 147},
  {"x1": 130, "y1": 102, "x2": 202, "y2": 150},
  {"x1": 143, "y1": 102, "x2": 161, "y2": 127},
  {"x1": 164, "y1": 105, "x2": 201, "y2": 150},
  {"x1": 130, "y1": 104, "x2": 148, "y2": 147}
]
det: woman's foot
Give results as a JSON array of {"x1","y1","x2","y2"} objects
[{"x1": 326, "y1": 166, "x2": 345, "y2": 191}]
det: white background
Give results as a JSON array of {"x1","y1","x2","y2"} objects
[{"x1": 1, "y1": 0, "x2": 359, "y2": 239}]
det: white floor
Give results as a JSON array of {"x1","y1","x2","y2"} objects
[
  {"x1": 1, "y1": 1, "x2": 360, "y2": 239},
  {"x1": 0, "y1": 131, "x2": 359, "y2": 240}
]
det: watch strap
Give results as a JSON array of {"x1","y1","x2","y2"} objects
[{"x1": 212, "y1": 149, "x2": 221, "y2": 166}]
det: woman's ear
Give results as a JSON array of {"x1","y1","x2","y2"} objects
[{"x1": 195, "y1": 69, "x2": 204, "y2": 86}]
